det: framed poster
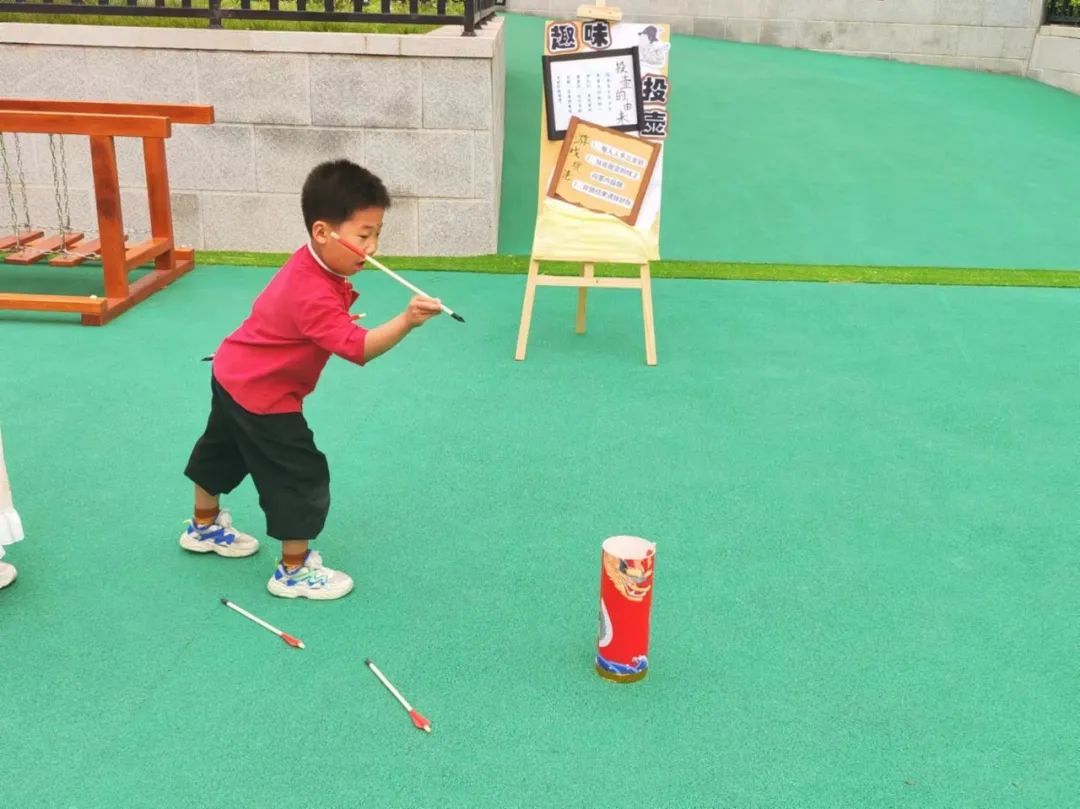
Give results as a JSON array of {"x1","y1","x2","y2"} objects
[
  {"x1": 541, "y1": 47, "x2": 645, "y2": 140},
  {"x1": 545, "y1": 116, "x2": 660, "y2": 225}
]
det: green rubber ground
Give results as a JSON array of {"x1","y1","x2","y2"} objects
[
  {"x1": 498, "y1": 14, "x2": 1080, "y2": 270},
  {"x1": 0, "y1": 267, "x2": 1077, "y2": 807}
]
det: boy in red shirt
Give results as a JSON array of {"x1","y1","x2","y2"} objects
[{"x1": 180, "y1": 160, "x2": 442, "y2": 600}]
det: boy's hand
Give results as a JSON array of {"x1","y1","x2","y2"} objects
[{"x1": 404, "y1": 295, "x2": 443, "y2": 328}]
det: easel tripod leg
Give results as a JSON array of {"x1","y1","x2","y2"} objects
[
  {"x1": 576, "y1": 262, "x2": 594, "y2": 334},
  {"x1": 515, "y1": 259, "x2": 540, "y2": 361},
  {"x1": 640, "y1": 263, "x2": 657, "y2": 366}
]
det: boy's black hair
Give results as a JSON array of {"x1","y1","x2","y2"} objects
[{"x1": 301, "y1": 160, "x2": 391, "y2": 233}]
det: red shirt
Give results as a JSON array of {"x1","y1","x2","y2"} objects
[{"x1": 212, "y1": 245, "x2": 367, "y2": 414}]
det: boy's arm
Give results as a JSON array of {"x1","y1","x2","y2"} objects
[
  {"x1": 361, "y1": 313, "x2": 414, "y2": 362},
  {"x1": 296, "y1": 291, "x2": 442, "y2": 366},
  {"x1": 364, "y1": 296, "x2": 443, "y2": 362}
]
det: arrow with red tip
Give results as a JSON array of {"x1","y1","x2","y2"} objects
[
  {"x1": 365, "y1": 659, "x2": 431, "y2": 733},
  {"x1": 220, "y1": 598, "x2": 305, "y2": 649},
  {"x1": 329, "y1": 231, "x2": 465, "y2": 323}
]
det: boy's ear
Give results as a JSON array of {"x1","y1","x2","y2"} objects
[{"x1": 311, "y1": 221, "x2": 329, "y2": 244}]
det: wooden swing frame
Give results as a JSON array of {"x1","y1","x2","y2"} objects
[{"x1": 0, "y1": 99, "x2": 214, "y2": 325}]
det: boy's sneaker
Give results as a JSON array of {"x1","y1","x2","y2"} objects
[
  {"x1": 267, "y1": 551, "x2": 353, "y2": 600},
  {"x1": 178, "y1": 509, "x2": 259, "y2": 558},
  {"x1": 0, "y1": 561, "x2": 16, "y2": 589}
]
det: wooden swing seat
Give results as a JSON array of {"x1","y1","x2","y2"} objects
[
  {"x1": 0, "y1": 231, "x2": 44, "y2": 251},
  {"x1": 5, "y1": 232, "x2": 85, "y2": 264}
]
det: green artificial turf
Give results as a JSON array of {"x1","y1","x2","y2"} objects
[
  {"x1": 0, "y1": 265, "x2": 1077, "y2": 808},
  {"x1": 498, "y1": 14, "x2": 1080, "y2": 271}
]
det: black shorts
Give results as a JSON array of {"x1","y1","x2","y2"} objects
[{"x1": 184, "y1": 376, "x2": 330, "y2": 541}]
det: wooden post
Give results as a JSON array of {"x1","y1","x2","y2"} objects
[
  {"x1": 143, "y1": 137, "x2": 175, "y2": 273},
  {"x1": 89, "y1": 134, "x2": 128, "y2": 301}
]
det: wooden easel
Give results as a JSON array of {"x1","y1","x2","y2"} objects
[
  {"x1": 0, "y1": 99, "x2": 214, "y2": 325},
  {"x1": 515, "y1": 259, "x2": 657, "y2": 365},
  {"x1": 515, "y1": 0, "x2": 658, "y2": 366}
]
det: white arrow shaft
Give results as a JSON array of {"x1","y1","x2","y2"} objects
[
  {"x1": 329, "y1": 232, "x2": 454, "y2": 317},
  {"x1": 367, "y1": 662, "x2": 413, "y2": 712},
  {"x1": 226, "y1": 601, "x2": 282, "y2": 637},
  {"x1": 365, "y1": 256, "x2": 454, "y2": 318}
]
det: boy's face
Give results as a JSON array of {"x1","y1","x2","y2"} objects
[{"x1": 311, "y1": 206, "x2": 385, "y2": 276}]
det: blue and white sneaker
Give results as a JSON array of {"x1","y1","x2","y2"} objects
[
  {"x1": 178, "y1": 509, "x2": 259, "y2": 558},
  {"x1": 267, "y1": 551, "x2": 353, "y2": 600}
]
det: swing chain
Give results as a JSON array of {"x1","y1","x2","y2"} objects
[
  {"x1": 13, "y1": 132, "x2": 31, "y2": 232},
  {"x1": 0, "y1": 133, "x2": 21, "y2": 249},
  {"x1": 48, "y1": 134, "x2": 70, "y2": 249},
  {"x1": 58, "y1": 135, "x2": 71, "y2": 232}
]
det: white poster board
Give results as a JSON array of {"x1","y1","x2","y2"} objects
[{"x1": 542, "y1": 48, "x2": 644, "y2": 138}]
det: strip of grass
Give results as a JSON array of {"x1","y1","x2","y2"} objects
[{"x1": 195, "y1": 251, "x2": 1080, "y2": 289}]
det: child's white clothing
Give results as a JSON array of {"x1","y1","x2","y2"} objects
[{"x1": 0, "y1": 426, "x2": 23, "y2": 559}]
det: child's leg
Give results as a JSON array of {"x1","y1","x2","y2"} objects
[
  {"x1": 180, "y1": 379, "x2": 259, "y2": 558},
  {"x1": 268, "y1": 538, "x2": 353, "y2": 599},
  {"x1": 281, "y1": 539, "x2": 309, "y2": 569},
  {"x1": 185, "y1": 394, "x2": 247, "y2": 509},
  {"x1": 222, "y1": 405, "x2": 353, "y2": 600},
  {"x1": 194, "y1": 485, "x2": 220, "y2": 526}
]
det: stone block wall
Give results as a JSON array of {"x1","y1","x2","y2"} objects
[
  {"x1": 1029, "y1": 23, "x2": 1080, "y2": 94},
  {"x1": 0, "y1": 18, "x2": 505, "y2": 255}
]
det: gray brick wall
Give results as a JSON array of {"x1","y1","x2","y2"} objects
[
  {"x1": 0, "y1": 19, "x2": 505, "y2": 255},
  {"x1": 506, "y1": 0, "x2": 1045, "y2": 73},
  {"x1": 1029, "y1": 25, "x2": 1080, "y2": 95}
]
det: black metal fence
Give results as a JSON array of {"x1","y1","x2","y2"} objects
[
  {"x1": 0, "y1": 0, "x2": 497, "y2": 34},
  {"x1": 1046, "y1": 0, "x2": 1080, "y2": 24}
]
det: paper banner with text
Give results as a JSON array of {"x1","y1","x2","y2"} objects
[{"x1": 533, "y1": 18, "x2": 671, "y2": 264}]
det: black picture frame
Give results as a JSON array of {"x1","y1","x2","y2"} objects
[{"x1": 541, "y1": 47, "x2": 645, "y2": 141}]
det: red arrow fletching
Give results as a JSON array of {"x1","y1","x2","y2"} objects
[
  {"x1": 409, "y1": 709, "x2": 431, "y2": 733},
  {"x1": 280, "y1": 633, "x2": 305, "y2": 649}
]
